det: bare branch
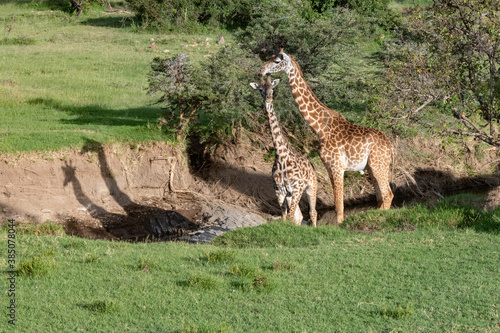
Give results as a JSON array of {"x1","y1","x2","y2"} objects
[{"x1": 391, "y1": 96, "x2": 433, "y2": 120}]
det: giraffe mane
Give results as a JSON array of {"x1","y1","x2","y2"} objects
[{"x1": 289, "y1": 55, "x2": 303, "y2": 77}]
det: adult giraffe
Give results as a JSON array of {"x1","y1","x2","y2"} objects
[{"x1": 260, "y1": 49, "x2": 393, "y2": 223}]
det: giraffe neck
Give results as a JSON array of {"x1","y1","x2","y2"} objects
[
  {"x1": 286, "y1": 58, "x2": 345, "y2": 139},
  {"x1": 265, "y1": 101, "x2": 290, "y2": 158}
]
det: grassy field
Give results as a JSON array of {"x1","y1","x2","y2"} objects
[
  {"x1": 0, "y1": 0, "x2": 438, "y2": 153},
  {"x1": 1, "y1": 2, "x2": 500, "y2": 332},
  {"x1": 1, "y1": 194, "x2": 499, "y2": 332},
  {"x1": 0, "y1": 2, "x2": 228, "y2": 152}
]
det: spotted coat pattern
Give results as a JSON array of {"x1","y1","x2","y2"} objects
[
  {"x1": 260, "y1": 49, "x2": 393, "y2": 223},
  {"x1": 250, "y1": 75, "x2": 318, "y2": 227}
]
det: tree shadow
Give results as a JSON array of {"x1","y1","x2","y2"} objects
[
  {"x1": 411, "y1": 168, "x2": 496, "y2": 194},
  {"x1": 27, "y1": 97, "x2": 163, "y2": 128},
  {"x1": 81, "y1": 14, "x2": 137, "y2": 29},
  {"x1": 197, "y1": 155, "x2": 498, "y2": 225},
  {"x1": 60, "y1": 138, "x2": 197, "y2": 241}
]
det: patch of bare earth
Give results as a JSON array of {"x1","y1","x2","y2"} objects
[{"x1": 0, "y1": 135, "x2": 498, "y2": 242}]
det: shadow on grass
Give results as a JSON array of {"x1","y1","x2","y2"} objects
[
  {"x1": 27, "y1": 97, "x2": 163, "y2": 128},
  {"x1": 81, "y1": 14, "x2": 137, "y2": 29}
]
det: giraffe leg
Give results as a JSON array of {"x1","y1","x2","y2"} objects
[
  {"x1": 293, "y1": 204, "x2": 304, "y2": 225},
  {"x1": 366, "y1": 167, "x2": 383, "y2": 208},
  {"x1": 275, "y1": 190, "x2": 288, "y2": 221},
  {"x1": 305, "y1": 182, "x2": 317, "y2": 227},
  {"x1": 367, "y1": 164, "x2": 393, "y2": 210},
  {"x1": 287, "y1": 186, "x2": 305, "y2": 225},
  {"x1": 327, "y1": 168, "x2": 345, "y2": 224}
]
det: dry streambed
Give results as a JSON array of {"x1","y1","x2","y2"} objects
[{"x1": 1, "y1": 138, "x2": 498, "y2": 242}]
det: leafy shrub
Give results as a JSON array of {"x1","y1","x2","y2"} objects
[
  {"x1": 25, "y1": 0, "x2": 108, "y2": 15},
  {"x1": 236, "y1": 2, "x2": 385, "y2": 135},
  {"x1": 147, "y1": 46, "x2": 261, "y2": 143},
  {"x1": 381, "y1": 1, "x2": 500, "y2": 147},
  {"x1": 309, "y1": 0, "x2": 397, "y2": 27},
  {"x1": 144, "y1": 0, "x2": 404, "y2": 148},
  {"x1": 126, "y1": 0, "x2": 396, "y2": 31}
]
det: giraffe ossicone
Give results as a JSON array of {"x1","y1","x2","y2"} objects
[
  {"x1": 250, "y1": 74, "x2": 318, "y2": 227},
  {"x1": 260, "y1": 49, "x2": 394, "y2": 224}
]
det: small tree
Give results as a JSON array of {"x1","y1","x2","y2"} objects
[
  {"x1": 147, "y1": 47, "x2": 261, "y2": 142},
  {"x1": 148, "y1": 53, "x2": 202, "y2": 140}
]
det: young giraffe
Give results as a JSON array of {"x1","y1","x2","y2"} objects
[
  {"x1": 250, "y1": 74, "x2": 318, "y2": 227},
  {"x1": 260, "y1": 49, "x2": 394, "y2": 224}
]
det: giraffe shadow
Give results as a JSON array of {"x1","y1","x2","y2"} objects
[{"x1": 60, "y1": 138, "x2": 197, "y2": 241}]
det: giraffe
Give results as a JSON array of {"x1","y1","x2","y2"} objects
[
  {"x1": 250, "y1": 74, "x2": 318, "y2": 227},
  {"x1": 259, "y1": 49, "x2": 394, "y2": 224}
]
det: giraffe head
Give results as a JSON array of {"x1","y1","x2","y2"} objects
[
  {"x1": 250, "y1": 74, "x2": 280, "y2": 103},
  {"x1": 259, "y1": 48, "x2": 293, "y2": 76}
]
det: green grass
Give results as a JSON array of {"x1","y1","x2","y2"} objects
[
  {"x1": 0, "y1": 0, "x2": 436, "y2": 154},
  {"x1": 80, "y1": 299, "x2": 120, "y2": 314},
  {"x1": 343, "y1": 193, "x2": 500, "y2": 234},
  {"x1": 390, "y1": 0, "x2": 433, "y2": 10},
  {"x1": 17, "y1": 255, "x2": 56, "y2": 277},
  {"x1": 0, "y1": 2, "x2": 230, "y2": 153},
  {"x1": 1, "y1": 2, "x2": 499, "y2": 331},
  {"x1": 1, "y1": 195, "x2": 499, "y2": 332}
]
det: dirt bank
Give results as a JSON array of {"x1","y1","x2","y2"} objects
[{"x1": 1, "y1": 135, "x2": 498, "y2": 241}]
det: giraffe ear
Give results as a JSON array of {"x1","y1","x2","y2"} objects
[
  {"x1": 249, "y1": 82, "x2": 259, "y2": 90},
  {"x1": 271, "y1": 79, "x2": 280, "y2": 88}
]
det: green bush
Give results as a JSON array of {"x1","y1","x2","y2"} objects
[
  {"x1": 147, "y1": 46, "x2": 261, "y2": 143},
  {"x1": 26, "y1": 0, "x2": 108, "y2": 15},
  {"x1": 125, "y1": 0, "x2": 254, "y2": 31},
  {"x1": 125, "y1": 0, "x2": 396, "y2": 31}
]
